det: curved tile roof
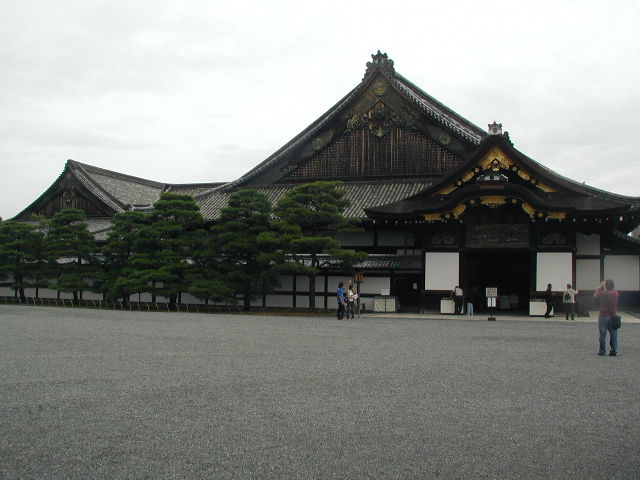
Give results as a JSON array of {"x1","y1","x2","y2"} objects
[{"x1": 196, "y1": 181, "x2": 434, "y2": 220}]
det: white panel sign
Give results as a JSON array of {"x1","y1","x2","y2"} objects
[
  {"x1": 425, "y1": 252, "x2": 459, "y2": 290},
  {"x1": 604, "y1": 255, "x2": 640, "y2": 290},
  {"x1": 359, "y1": 277, "x2": 390, "y2": 295},
  {"x1": 576, "y1": 259, "x2": 600, "y2": 290},
  {"x1": 576, "y1": 258, "x2": 600, "y2": 290},
  {"x1": 536, "y1": 252, "x2": 573, "y2": 291}
]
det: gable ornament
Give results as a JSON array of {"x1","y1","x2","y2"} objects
[{"x1": 62, "y1": 185, "x2": 76, "y2": 207}]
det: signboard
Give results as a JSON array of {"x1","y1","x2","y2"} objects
[
  {"x1": 380, "y1": 289, "x2": 390, "y2": 296},
  {"x1": 467, "y1": 224, "x2": 529, "y2": 248},
  {"x1": 486, "y1": 287, "x2": 498, "y2": 298}
]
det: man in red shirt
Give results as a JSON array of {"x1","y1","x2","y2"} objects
[{"x1": 593, "y1": 279, "x2": 619, "y2": 356}]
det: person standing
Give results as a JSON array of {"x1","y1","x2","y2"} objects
[
  {"x1": 346, "y1": 285, "x2": 357, "y2": 319},
  {"x1": 563, "y1": 283, "x2": 579, "y2": 320},
  {"x1": 544, "y1": 283, "x2": 554, "y2": 318},
  {"x1": 336, "y1": 281, "x2": 346, "y2": 320},
  {"x1": 452, "y1": 285, "x2": 464, "y2": 314},
  {"x1": 594, "y1": 279, "x2": 619, "y2": 356},
  {"x1": 466, "y1": 288, "x2": 475, "y2": 317}
]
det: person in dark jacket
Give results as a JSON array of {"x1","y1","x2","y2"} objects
[
  {"x1": 594, "y1": 279, "x2": 619, "y2": 356},
  {"x1": 544, "y1": 283, "x2": 554, "y2": 318}
]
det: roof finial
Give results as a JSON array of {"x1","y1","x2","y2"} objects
[
  {"x1": 488, "y1": 121, "x2": 503, "y2": 135},
  {"x1": 364, "y1": 51, "x2": 395, "y2": 80}
]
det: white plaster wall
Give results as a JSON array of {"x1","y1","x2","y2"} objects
[
  {"x1": 604, "y1": 255, "x2": 640, "y2": 290},
  {"x1": 328, "y1": 276, "x2": 352, "y2": 293},
  {"x1": 296, "y1": 295, "x2": 310, "y2": 308},
  {"x1": 576, "y1": 233, "x2": 600, "y2": 255},
  {"x1": 296, "y1": 275, "x2": 309, "y2": 291},
  {"x1": 251, "y1": 296, "x2": 264, "y2": 307},
  {"x1": 576, "y1": 259, "x2": 600, "y2": 290},
  {"x1": 425, "y1": 252, "x2": 459, "y2": 290},
  {"x1": 536, "y1": 252, "x2": 572, "y2": 291},
  {"x1": 360, "y1": 277, "x2": 391, "y2": 295},
  {"x1": 81, "y1": 291, "x2": 102, "y2": 301},
  {"x1": 265, "y1": 294, "x2": 293, "y2": 308},
  {"x1": 274, "y1": 275, "x2": 293, "y2": 291},
  {"x1": 181, "y1": 293, "x2": 203, "y2": 304},
  {"x1": 139, "y1": 292, "x2": 153, "y2": 302},
  {"x1": 314, "y1": 275, "x2": 326, "y2": 293},
  {"x1": 378, "y1": 230, "x2": 415, "y2": 247},
  {"x1": 0, "y1": 287, "x2": 13, "y2": 296},
  {"x1": 335, "y1": 231, "x2": 374, "y2": 246}
]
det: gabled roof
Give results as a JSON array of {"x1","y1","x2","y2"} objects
[
  {"x1": 70, "y1": 160, "x2": 165, "y2": 209},
  {"x1": 14, "y1": 159, "x2": 223, "y2": 220},
  {"x1": 366, "y1": 133, "x2": 640, "y2": 229},
  {"x1": 223, "y1": 51, "x2": 486, "y2": 189}
]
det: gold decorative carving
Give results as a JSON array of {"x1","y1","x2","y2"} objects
[
  {"x1": 311, "y1": 129, "x2": 334, "y2": 151},
  {"x1": 479, "y1": 147, "x2": 514, "y2": 171},
  {"x1": 536, "y1": 183, "x2": 555, "y2": 193},
  {"x1": 521, "y1": 202, "x2": 536, "y2": 217},
  {"x1": 437, "y1": 184, "x2": 457, "y2": 195},
  {"x1": 480, "y1": 196, "x2": 507, "y2": 207},
  {"x1": 370, "y1": 79, "x2": 389, "y2": 96},
  {"x1": 461, "y1": 171, "x2": 475, "y2": 183},
  {"x1": 424, "y1": 197, "x2": 566, "y2": 223},
  {"x1": 346, "y1": 113, "x2": 360, "y2": 130},
  {"x1": 452, "y1": 203, "x2": 466, "y2": 218},
  {"x1": 438, "y1": 132, "x2": 452, "y2": 145},
  {"x1": 62, "y1": 185, "x2": 76, "y2": 206}
]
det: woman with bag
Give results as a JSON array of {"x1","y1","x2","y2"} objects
[{"x1": 593, "y1": 279, "x2": 619, "y2": 356}]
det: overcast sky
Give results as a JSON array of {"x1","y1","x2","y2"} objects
[{"x1": 1, "y1": 0, "x2": 639, "y2": 219}]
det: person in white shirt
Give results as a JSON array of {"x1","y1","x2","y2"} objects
[
  {"x1": 562, "y1": 283, "x2": 579, "y2": 320},
  {"x1": 452, "y1": 285, "x2": 464, "y2": 314},
  {"x1": 346, "y1": 285, "x2": 358, "y2": 319}
]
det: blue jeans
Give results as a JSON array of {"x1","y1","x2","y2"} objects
[
  {"x1": 466, "y1": 302, "x2": 474, "y2": 316},
  {"x1": 598, "y1": 316, "x2": 618, "y2": 354}
]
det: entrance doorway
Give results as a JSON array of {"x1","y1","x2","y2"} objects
[
  {"x1": 463, "y1": 251, "x2": 531, "y2": 312},
  {"x1": 391, "y1": 275, "x2": 422, "y2": 312}
]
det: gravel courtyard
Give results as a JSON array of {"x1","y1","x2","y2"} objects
[{"x1": 1, "y1": 306, "x2": 638, "y2": 479}]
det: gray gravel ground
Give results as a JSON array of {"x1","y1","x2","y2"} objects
[{"x1": 1, "y1": 305, "x2": 638, "y2": 480}]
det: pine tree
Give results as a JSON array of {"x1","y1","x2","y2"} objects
[
  {"x1": 203, "y1": 189, "x2": 279, "y2": 310},
  {"x1": 266, "y1": 181, "x2": 367, "y2": 309},
  {"x1": 0, "y1": 219, "x2": 47, "y2": 300},
  {"x1": 44, "y1": 209, "x2": 96, "y2": 303},
  {"x1": 128, "y1": 193, "x2": 204, "y2": 303},
  {"x1": 98, "y1": 210, "x2": 149, "y2": 302}
]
